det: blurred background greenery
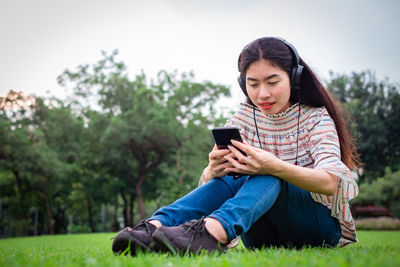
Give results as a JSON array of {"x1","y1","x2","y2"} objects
[{"x1": 1, "y1": 51, "x2": 399, "y2": 237}]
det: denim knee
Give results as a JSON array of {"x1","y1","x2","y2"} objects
[{"x1": 209, "y1": 175, "x2": 282, "y2": 241}]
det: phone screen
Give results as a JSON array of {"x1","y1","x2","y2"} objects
[
  {"x1": 211, "y1": 127, "x2": 245, "y2": 178},
  {"x1": 212, "y1": 127, "x2": 243, "y2": 150}
]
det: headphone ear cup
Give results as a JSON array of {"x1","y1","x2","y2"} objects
[
  {"x1": 291, "y1": 65, "x2": 304, "y2": 90},
  {"x1": 237, "y1": 75, "x2": 248, "y2": 96}
]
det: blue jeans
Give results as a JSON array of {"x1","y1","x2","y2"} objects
[{"x1": 148, "y1": 175, "x2": 341, "y2": 248}]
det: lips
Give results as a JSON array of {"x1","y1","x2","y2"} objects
[{"x1": 259, "y1": 102, "x2": 275, "y2": 110}]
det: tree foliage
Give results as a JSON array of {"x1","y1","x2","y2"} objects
[
  {"x1": 353, "y1": 168, "x2": 400, "y2": 217},
  {"x1": 0, "y1": 51, "x2": 230, "y2": 236},
  {"x1": 328, "y1": 71, "x2": 400, "y2": 181}
]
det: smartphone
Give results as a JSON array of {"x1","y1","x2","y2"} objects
[
  {"x1": 211, "y1": 127, "x2": 246, "y2": 178},
  {"x1": 212, "y1": 127, "x2": 244, "y2": 150}
]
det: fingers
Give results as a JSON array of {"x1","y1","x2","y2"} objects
[
  {"x1": 214, "y1": 161, "x2": 235, "y2": 172},
  {"x1": 230, "y1": 140, "x2": 260, "y2": 156},
  {"x1": 209, "y1": 143, "x2": 230, "y2": 156},
  {"x1": 208, "y1": 141, "x2": 263, "y2": 177},
  {"x1": 208, "y1": 160, "x2": 236, "y2": 178},
  {"x1": 209, "y1": 148, "x2": 230, "y2": 162},
  {"x1": 223, "y1": 155, "x2": 249, "y2": 174},
  {"x1": 208, "y1": 145, "x2": 234, "y2": 177},
  {"x1": 224, "y1": 141, "x2": 260, "y2": 174},
  {"x1": 227, "y1": 144, "x2": 249, "y2": 164}
]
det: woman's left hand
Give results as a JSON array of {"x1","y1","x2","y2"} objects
[{"x1": 223, "y1": 140, "x2": 282, "y2": 175}]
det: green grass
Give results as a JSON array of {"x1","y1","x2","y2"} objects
[{"x1": 0, "y1": 231, "x2": 399, "y2": 267}]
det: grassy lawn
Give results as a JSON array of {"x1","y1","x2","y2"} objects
[{"x1": 0, "y1": 231, "x2": 399, "y2": 267}]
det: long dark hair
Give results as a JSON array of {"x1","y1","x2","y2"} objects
[{"x1": 238, "y1": 37, "x2": 361, "y2": 170}]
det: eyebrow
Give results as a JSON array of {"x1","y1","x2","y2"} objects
[{"x1": 247, "y1": 74, "x2": 280, "y2": 82}]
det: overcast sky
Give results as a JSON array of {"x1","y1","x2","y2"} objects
[{"x1": 1, "y1": 0, "x2": 399, "y2": 108}]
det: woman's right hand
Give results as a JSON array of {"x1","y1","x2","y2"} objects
[{"x1": 203, "y1": 145, "x2": 235, "y2": 183}]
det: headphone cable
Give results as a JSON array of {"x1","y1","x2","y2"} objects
[
  {"x1": 253, "y1": 102, "x2": 301, "y2": 165},
  {"x1": 253, "y1": 106, "x2": 263, "y2": 149}
]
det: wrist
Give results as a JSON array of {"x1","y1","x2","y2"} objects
[
  {"x1": 202, "y1": 166, "x2": 212, "y2": 183},
  {"x1": 269, "y1": 158, "x2": 290, "y2": 177}
]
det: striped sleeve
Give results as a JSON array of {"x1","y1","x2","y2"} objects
[{"x1": 307, "y1": 107, "x2": 359, "y2": 219}]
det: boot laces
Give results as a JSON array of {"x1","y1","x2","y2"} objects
[
  {"x1": 132, "y1": 220, "x2": 155, "y2": 236},
  {"x1": 182, "y1": 216, "x2": 207, "y2": 245}
]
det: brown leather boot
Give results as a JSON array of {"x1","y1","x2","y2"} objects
[
  {"x1": 152, "y1": 217, "x2": 227, "y2": 255},
  {"x1": 112, "y1": 220, "x2": 165, "y2": 256}
]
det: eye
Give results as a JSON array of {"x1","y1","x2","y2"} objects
[
  {"x1": 248, "y1": 83, "x2": 258, "y2": 87},
  {"x1": 268, "y1": 81, "x2": 279, "y2": 85}
]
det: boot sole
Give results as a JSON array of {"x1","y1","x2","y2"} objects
[{"x1": 112, "y1": 232, "x2": 152, "y2": 256}]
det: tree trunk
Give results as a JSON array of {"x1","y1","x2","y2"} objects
[
  {"x1": 120, "y1": 191, "x2": 128, "y2": 226},
  {"x1": 43, "y1": 190, "x2": 55, "y2": 235},
  {"x1": 112, "y1": 198, "x2": 119, "y2": 232},
  {"x1": 54, "y1": 207, "x2": 67, "y2": 234},
  {"x1": 177, "y1": 148, "x2": 184, "y2": 185},
  {"x1": 129, "y1": 194, "x2": 134, "y2": 225},
  {"x1": 12, "y1": 169, "x2": 28, "y2": 235},
  {"x1": 101, "y1": 204, "x2": 106, "y2": 232},
  {"x1": 136, "y1": 174, "x2": 146, "y2": 220},
  {"x1": 87, "y1": 197, "x2": 95, "y2": 232},
  {"x1": 40, "y1": 174, "x2": 55, "y2": 235},
  {"x1": 12, "y1": 169, "x2": 25, "y2": 203}
]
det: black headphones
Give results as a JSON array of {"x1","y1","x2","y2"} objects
[{"x1": 237, "y1": 37, "x2": 304, "y2": 97}]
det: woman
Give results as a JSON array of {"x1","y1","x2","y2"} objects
[{"x1": 112, "y1": 37, "x2": 360, "y2": 255}]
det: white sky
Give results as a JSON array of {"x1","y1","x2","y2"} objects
[{"x1": 1, "y1": 0, "x2": 399, "y2": 109}]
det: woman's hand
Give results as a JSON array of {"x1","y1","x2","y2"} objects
[
  {"x1": 203, "y1": 145, "x2": 235, "y2": 182},
  {"x1": 223, "y1": 140, "x2": 338, "y2": 195},
  {"x1": 223, "y1": 140, "x2": 282, "y2": 175}
]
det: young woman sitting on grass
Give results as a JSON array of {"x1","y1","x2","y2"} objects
[{"x1": 112, "y1": 37, "x2": 361, "y2": 255}]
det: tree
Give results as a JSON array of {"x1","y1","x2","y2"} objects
[
  {"x1": 0, "y1": 114, "x2": 36, "y2": 235},
  {"x1": 30, "y1": 97, "x2": 86, "y2": 234},
  {"x1": 57, "y1": 50, "x2": 230, "y2": 221},
  {"x1": 328, "y1": 71, "x2": 400, "y2": 181},
  {"x1": 353, "y1": 168, "x2": 400, "y2": 217},
  {"x1": 0, "y1": 91, "x2": 44, "y2": 235},
  {"x1": 1, "y1": 51, "x2": 231, "y2": 236},
  {"x1": 0, "y1": 91, "x2": 87, "y2": 235}
]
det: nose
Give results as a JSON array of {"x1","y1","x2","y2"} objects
[{"x1": 258, "y1": 84, "x2": 271, "y2": 99}]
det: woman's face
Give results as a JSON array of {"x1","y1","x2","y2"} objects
[{"x1": 245, "y1": 59, "x2": 292, "y2": 115}]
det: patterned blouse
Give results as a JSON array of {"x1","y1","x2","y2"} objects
[{"x1": 200, "y1": 102, "x2": 359, "y2": 246}]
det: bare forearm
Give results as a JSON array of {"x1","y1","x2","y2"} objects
[{"x1": 271, "y1": 160, "x2": 338, "y2": 195}]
